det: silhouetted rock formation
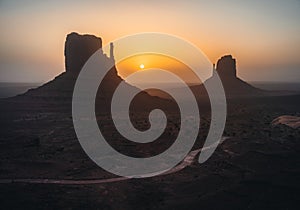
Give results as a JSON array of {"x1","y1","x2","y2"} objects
[
  {"x1": 207, "y1": 55, "x2": 262, "y2": 97},
  {"x1": 20, "y1": 32, "x2": 122, "y2": 100},
  {"x1": 216, "y1": 55, "x2": 237, "y2": 79},
  {"x1": 17, "y1": 32, "x2": 177, "y2": 115},
  {"x1": 65, "y1": 32, "x2": 103, "y2": 74},
  {"x1": 18, "y1": 33, "x2": 263, "y2": 104}
]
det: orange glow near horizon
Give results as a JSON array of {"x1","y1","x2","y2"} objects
[{"x1": 116, "y1": 54, "x2": 204, "y2": 84}]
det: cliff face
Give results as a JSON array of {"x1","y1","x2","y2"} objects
[
  {"x1": 21, "y1": 33, "x2": 263, "y2": 101},
  {"x1": 202, "y1": 54, "x2": 262, "y2": 98},
  {"x1": 22, "y1": 32, "x2": 118, "y2": 99},
  {"x1": 20, "y1": 32, "x2": 170, "y2": 111},
  {"x1": 216, "y1": 55, "x2": 237, "y2": 79},
  {"x1": 64, "y1": 32, "x2": 103, "y2": 74}
]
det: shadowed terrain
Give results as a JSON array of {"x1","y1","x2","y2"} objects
[{"x1": 0, "y1": 32, "x2": 299, "y2": 209}]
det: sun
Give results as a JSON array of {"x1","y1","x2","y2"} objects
[{"x1": 139, "y1": 64, "x2": 145, "y2": 69}]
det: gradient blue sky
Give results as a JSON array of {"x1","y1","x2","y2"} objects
[{"x1": 0, "y1": 0, "x2": 299, "y2": 82}]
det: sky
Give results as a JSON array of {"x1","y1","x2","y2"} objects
[{"x1": 0, "y1": 0, "x2": 299, "y2": 83}]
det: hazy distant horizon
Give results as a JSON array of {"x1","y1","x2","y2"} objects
[
  {"x1": 0, "y1": 66, "x2": 299, "y2": 84},
  {"x1": 1, "y1": 80, "x2": 299, "y2": 99}
]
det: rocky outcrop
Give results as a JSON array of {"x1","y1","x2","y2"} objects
[
  {"x1": 17, "y1": 32, "x2": 173, "y2": 114},
  {"x1": 64, "y1": 32, "x2": 103, "y2": 74},
  {"x1": 206, "y1": 55, "x2": 263, "y2": 97},
  {"x1": 22, "y1": 32, "x2": 121, "y2": 100},
  {"x1": 272, "y1": 115, "x2": 300, "y2": 129},
  {"x1": 19, "y1": 34, "x2": 263, "y2": 103},
  {"x1": 216, "y1": 55, "x2": 237, "y2": 79}
]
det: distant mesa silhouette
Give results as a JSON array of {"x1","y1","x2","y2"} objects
[
  {"x1": 21, "y1": 32, "x2": 122, "y2": 100},
  {"x1": 215, "y1": 55, "x2": 237, "y2": 79},
  {"x1": 19, "y1": 32, "x2": 263, "y2": 101},
  {"x1": 205, "y1": 55, "x2": 263, "y2": 97},
  {"x1": 17, "y1": 32, "x2": 174, "y2": 115},
  {"x1": 65, "y1": 32, "x2": 115, "y2": 75},
  {"x1": 65, "y1": 32, "x2": 103, "y2": 74}
]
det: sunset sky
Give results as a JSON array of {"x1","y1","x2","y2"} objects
[{"x1": 0, "y1": 0, "x2": 299, "y2": 83}]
